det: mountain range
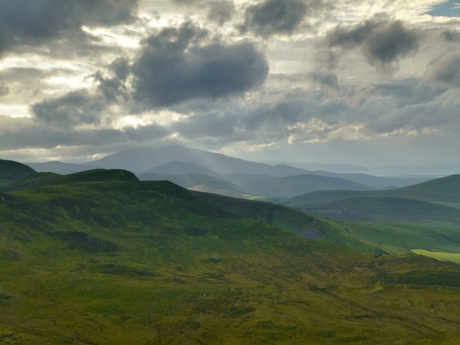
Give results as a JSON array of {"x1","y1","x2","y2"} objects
[{"x1": 25, "y1": 145, "x2": 433, "y2": 199}]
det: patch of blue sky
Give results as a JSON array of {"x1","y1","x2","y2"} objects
[{"x1": 427, "y1": 0, "x2": 460, "y2": 17}]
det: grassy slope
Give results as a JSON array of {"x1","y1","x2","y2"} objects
[
  {"x1": 279, "y1": 175, "x2": 460, "y2": 255},
  {"x1": 411, "y1": 250, "x2": 460, "y2": 264},
  {"x1": 0, "y1": 159, "x2": 36, "y2": 188},
  {"x1": 0, "y1": 171, "x2": 460, "y2": 344},
  {"x1": 193, "y1": 191, "x2": 386, "y2": 255},
  {"x1": 286, "y1": 174, "x2": 460, "y2": 206}
]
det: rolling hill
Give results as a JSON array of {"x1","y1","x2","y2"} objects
[
  {"x1": 1, "y1": 168, "x2": 460, "y2": 344},
  {"x1": 287, "y1": 174, "x2": 460, "y2": 207},
  {"x1": 280, "y1": 175, "x2": 460, "y2": 255},
  {"x1": 26, "y1": 161, "x2": 100, "y2": 175},
  {"x1": 0, "y1": 159, "x2": 36, "y2": 188}
]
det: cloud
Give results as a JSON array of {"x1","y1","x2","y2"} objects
[
  {"x1": 309, "y1": 71, "x2": 338, "y2": 88},
  {"x1": 327, "y1": 14, "x2": 420, "y2": 70},
  {"x1": 132, "y1": 22, "x2": 269, "y2": 107},
  {"x1": 92, "y1": 58, "x2": 131, "y2": 102},
  {"x1": 207, "y1": 1, "x2": 235, "y2": 25},
  {"x1": 428, "y1": 54, "x2": 460, "y2": 87},
  {"x1": 442, "y1": 29, "x2": 460, "y2": 42},
  {"x1": 170, "y1": 0, "x2": 235, "y2": 25},
  {"x1": 240, "y1": 0, "x2": 308, "y2": 37},
  {"x1": 0, "y1": 115, "x2": 169, "y2": 151},
  {"x1": 374, "y1": 78, "x2": 446, "y2": 107},
  {"x1": 170, "y1": 75, "x2": 460, "y2": 149},
  {"x1": 31, "y1": 90, "x2": 105, "y2": 128},
  {"x1": 0, "y1": 0, "x2": 138, "y2": 55},
  {"x1": 0, "y1": 83, "x2": 9, "y2": 97}
]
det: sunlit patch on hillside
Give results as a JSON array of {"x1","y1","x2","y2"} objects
[{"x1": 412, "y1": 249, "x2": 460, "y2": 264}]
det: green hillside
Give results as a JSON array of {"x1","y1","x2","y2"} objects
[
  {"x1": 392, "y1": 174, "x2": 460, "y2": 203},
  {"x1": 286, "y1": 174, "x2": 460, "y2": 207},
  {"x1": 6, "y1": 169, "x2": 138, "y2": 191},
  {"x1": 1, "y1": 171, "x2": 460, "y2": 344},
  {"x1": 326, "y1": 196, "x2": 460, "y2": 224},
  {"x1": 280, "y1": 175, "x2": 460, "y2": 257},
  {"x1": 193, "y1": 191, "x2": 385, "y2": 254},
  {"x1": 0, "y1": 159, "x2": 36, "y2": 188}
]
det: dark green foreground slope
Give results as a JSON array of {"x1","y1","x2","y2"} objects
[
  {"x1": 0, "y1": 159, "x2": 36, "y2": 188},
  {"x1": 1, "y1": 170, "x2": 460, "y2": 344}
]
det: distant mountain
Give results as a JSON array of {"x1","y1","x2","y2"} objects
[
  {"x1": 0, "y1": 159, "x2": 36, "y2": 188},
  {"x1": 140, "y1": 171, "x2": 374, "y2": 198},
  {"x1": 283, "y1": 175, "x2": 460, "y2": 224},
  {"x1": 241, "y1": 173, "x2": 373, "y2": 198},
  {"x1": 88, "y1": 146, "x2": 433, "y2": 191},
  {"x1": 306, "y1": 171, "x2": 432, "y2": 189},
  {"x1": 26, "y1": 161, "x2": 97, "y2": 175},
  {"x1": 288, "y1": 174, "x2": 460, "y2": 206},
  {"x1": 390, "y1": 174, "x2": 460, "y2": 203},
  {"x1": 262, "y1": 161, "x2": 368, "y2": 173},
  {"x1": 366, "y1": 163, "x2": 460, "y2": 177},
  {"x1": 84, "y1": 145, "x2": 309, "y2": 176},
  {"x1": 138, "y1": 173, "x2": 243, "y2": 191},
  {"x1": 143, "y1": 161, "x2": 221, "y2": 177}
]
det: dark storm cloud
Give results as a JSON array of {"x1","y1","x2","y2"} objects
[
  {"x1": 0, "y1": 82, "x2": 9, "y2": 97},
  {"x1": 170, "y1": 0, "x2": 235, "y2": 25},
  {"x1": 315, "y1": 49, "x2": 338, "y2": 70},
  {"x1": 132, "y1": 22, "x2": 269, "y2": 107},
  {"x1": 442, "y1": 29, "x2": 460, "y2": 42},
  {"x1": 31, "y1": 90, "x2": 105, "y2": 128},
  {"x1": 0, "y1": 0, "x2": 138, "y2": 55},
  {"x1": 240, "y1": 0, "x2": 308, "y2": 37},
  {"x1": 327, "y1": 14, "x2": 420, "y2": 69},
  {"x1": 374, "y1": 78, "x2": 446, "y2": 107},
  {"x1": 207, "y1": 1, "x2": 235, "y2": 25},
  {"x1": 92, "y1": 58, "x2": 131, "y2": 102},
  {"x1": 0, "y1": 115, "x2": 169, "y2": 150},
  {"x1": 429, "y1": 55, "x2": 460, "y2": 87},
  {"x1": 310, "y1": 71, "x2": 338, "y2": 88}
]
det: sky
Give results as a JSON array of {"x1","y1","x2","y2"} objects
[{"x1": 0, "y1": 0, "x2": 459, "y2": 170}]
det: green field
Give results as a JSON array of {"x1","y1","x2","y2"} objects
[
  {"x1": 1, "y1": 169, "x2": 460, "y2": 344},
  {"x1": 412, "y1": 250, "x2": 460, "y2": 264},
  {"x1": 332, "y1": 221, "x2": 460, "y2": 255}
]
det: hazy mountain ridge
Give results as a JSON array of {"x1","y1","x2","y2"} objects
[
  {"x1": 83, "y1": 145, "x2": 309, "y2": 176},
  {"x1": 288, "y1": 175, "x2": 460, "y2": 205},
  {"x1": 284, "y1": 175, "x2": 460, "y2": 224},
  {"x1": 21, "y1": 146, "x2": 440, "y2": 199},
  {"x1": 261, "y1": 160, "x2": 368, "y2": 173},
  {"x1": 26, "y1": 161, "x2": 103, "y2": 175}
]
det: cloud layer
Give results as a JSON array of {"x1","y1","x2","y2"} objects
[
  {"x1": 0, "y1": 0, "x2": 138, "y2": 55},
  {"x1": 327, "y1": 14, "x2": 420, "y2": 69},
  {"x1": 0, "y1": 0, "x2": 459, "y2": 168},
  {"x1": 132, "y1": 23, "x2": 269, "y2": 107}
]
